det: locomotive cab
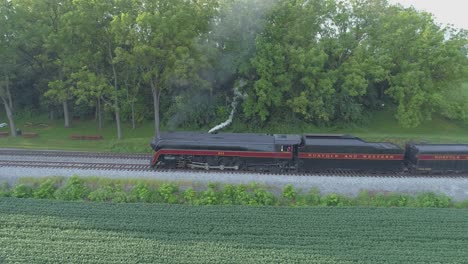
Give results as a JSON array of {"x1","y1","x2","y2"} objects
[{"x1": 274, "y1": 134, "x2": 302, "y2": 161}]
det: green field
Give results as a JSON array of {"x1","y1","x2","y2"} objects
[
  {"x1": 0, "y1": 198, "x2": 467, "y2": 263},
  {"x1": 1, "y1": 108, "x2": 468, "y2": 153}
]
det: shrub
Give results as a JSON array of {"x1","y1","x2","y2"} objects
[
  {"x1": 356, "y1": 191, "x2": 371, "y2": 206},
  {"x1": 34, "y1": 179, "x2": 57, "y2": 199},
  {"x1": 371, "y1": 193, "x2": 388, "y2": 207},
  {"x1": 199, "y1": 187, "x2": 219, "y2": 205},
  {"x1": 221, "y1": 184, "x2": 236, "y2": 205},
  {"x1": 131, "y1": 182, "x2": 153, "y2": 202},
  {"x1": 323, "y1": 194, "x2": 339, "y2": 206},
  {"x1": 234, "y1": 185, "x2": 253, "y2": 205},
  {"x1": 454, "y1": 200, "x2": 468, "y2": 209},
  {"x1": 183, "y1": 188, "x2": 198, "y2": 205},
  {"x1": 88, "y1": 186, "x2": 115, "y2": 202},
  {"x1": 158, "y1": 183, "x2": 179, "y2": 204},
  {"x1": 253, "y1": 188, "x2": 275, "y2": 206},
  {"x1": 12, "y1": 184, "x2": 33, "y2": 198},
  {"x1": 306, "y1": 188, "x2": 321, "y2": 206},
  {"x1": 386, "y1": 193, "x2": 410, "y2": 207},
  {"x1": 336, "y1": 195, "x2": 354, "y2": 206},
  {"x1": 112, "y1": 186, "x2": 129, "y2": 203},
  {"x1": 415, "y1": 193, "x2": 452, "y2": 208},
  {"x1": 0, "y1": 182, "x2": 10, "y2": 197},
  {"x1": 54, "y1": 175, "x2": 90, "y2": 201},
  {"x1": 283, "y1": 184, "x2": 297, "y2": 200}
]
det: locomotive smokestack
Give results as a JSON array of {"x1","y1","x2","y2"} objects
[{"x1": 208, "y1": 80, "x2": 246, "y2": 134}]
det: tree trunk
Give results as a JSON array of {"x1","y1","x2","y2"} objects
[
  {"x1": 131, "y1": 102, "x2": 136, "y2": 130},
  {"x1": 108, "y1": 41, "x2": 122, "y2": 140},
  {"x1": 115, "y1": 107, "x2": 122, "y2": 140},
  {"x1": 97, "y1": 97, "x2": 102, "y2": 130},
  {"x1": 1, "y1": 96, "x2": 16, "y2": 137},
  {"x1": 1, "y1": 76, "x2": 16, "y2": 137},
  {"x1": 126, "y1": 83, "x2": 136, "y2": 130},
  {"x1": 151, "y1": 81, "x2": 160, "y2": 138},
  {"x1": 63, "y1": 100, "x2": 70, "y2": 128},
  {"x1": 6, "y1": 84, "x2": 13, "y2": 113}
]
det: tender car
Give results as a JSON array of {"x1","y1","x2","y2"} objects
[
  {"x1": 405, "y1": 144, "x2": 468, "y2": 173},
  {"x1": 298, "y1": 134, "x2": 405, "y2": 172}
]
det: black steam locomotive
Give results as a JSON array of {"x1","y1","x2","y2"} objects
[{"x1": 150, "y1": 132, "x2": 468, "y2": 174}]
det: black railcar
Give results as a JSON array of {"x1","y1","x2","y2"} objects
[
  {"x1": 151, "y1": 132, "x2": 301, "y2": 171},
  {"x1": 298, "y1": 134, "x2": 404, "y2": 172},
  {"x1": 405, "y1": 144, "x2": 468, "y2": 173}
]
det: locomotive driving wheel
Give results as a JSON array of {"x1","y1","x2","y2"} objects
[{"x1": 233, "y1": 158, "x2": 245, "y2": 171}]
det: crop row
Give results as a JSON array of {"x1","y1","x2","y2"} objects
[{"x1": 0, "y1": 198, "x2": 467, "y2": 263}]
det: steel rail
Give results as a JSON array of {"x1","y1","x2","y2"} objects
[
  {"x1": 0, "y1": 160, "x2": 152, "y2": 171},
  {"x1": 0, "y1": 149, "x2": 151, "y2": 160},
  {"x1": 0, "y1": 149, "x2": 466, "y2": 178}
]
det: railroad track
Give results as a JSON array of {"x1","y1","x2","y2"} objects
[
  {"x1": 0, "y1": 160, "x2": 152, "y2": 171},
  {"x1": 0, "y1": 149, "x2": 466, "y2": 178},
  {"x1": 0, "y1": 149, "x2": 152, "y2": 160},
  {"x1": 149, "y1": 168, "x2": 467, "y2": 178}
]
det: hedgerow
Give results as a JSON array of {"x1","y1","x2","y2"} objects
[{"x1": 0, "y1": 176, "x2": 466, "y2": 208}]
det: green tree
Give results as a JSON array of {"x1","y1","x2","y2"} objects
[
  {"x1": 64, "y1": 0, "x2": 134, "y2": 139},
  {"x1": 374, "y1": 6, "x2": 468, "y2": 127},
  {"x1": 112, "y1": 0, "x2": 217, "y2": 136},
  {"x1": 33, "y1": 0, "x2": 75, "y2": 128},
  {"x1": 0, "y1": 0, "x2": 21, "y2": 136},
  {"x1": 246, "y1": 0, "x2": 468, "y2": 127}
]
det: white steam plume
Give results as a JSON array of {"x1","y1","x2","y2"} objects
[{"x1": 208, "y1": 81, "x2": 246, "y2": 134}]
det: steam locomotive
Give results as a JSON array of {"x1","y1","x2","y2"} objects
[{"x1": 150, "y1": 132, "x2": 468, "y2": 174}]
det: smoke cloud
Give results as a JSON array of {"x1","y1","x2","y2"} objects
[{"x1": 208, "y1": 80, "x2": 246, "y2": 133}]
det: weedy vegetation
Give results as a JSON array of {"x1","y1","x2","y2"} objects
[{"x1": 1, "y1": 176, "x2": 466, "y2": 208}]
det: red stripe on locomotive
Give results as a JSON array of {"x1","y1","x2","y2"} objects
[
  {"x1": 417, "y1": 154, "x2": 468, "y2": 161},
  {"x1": 152, "y1": 149, "x2": 293, "y2": 166},
  {"x1": 298, "y1": 153, "x2": 404, "y2": 160}
]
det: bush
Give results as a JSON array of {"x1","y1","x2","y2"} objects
[
  {"x1": 235, "y1": 185, "x2": 253, "y2": 205},
  {"x1": 199, "y1": 186, "x2": 219, "y2": 205},
  {"x1": 34, "y1": 179, "x2": 57, "y2": 199},
  {"x1": 323, "y1": 194, "x2": 339, "y2": 206},
  {"x1": 415, "y1": 193, "x2": 452, "y2": 208},
  {"x1": 158, "y1": 183, "x2": 179, "y2": 204},
  {"x1": 283, "y1": 184, "x2": 297, "y2": 200},
  {"x1": 371, "y1": 193, "x2": 388, "y2": 207},
  {"x1": 131, "y1": 182, "x2": 152, "y2": 202},
  {"x1": 253, "y1": 188, "x2": 275, "y2": 206},
  {"x1": 183, "y1": 188, "x2": 198, "y2": 205},
  {"x1": 0, "y1": 182, "x2": 10, "y2": 197},
  {"x1": 356, "y1": 191, "x2": 371, "y2": 206},
  {"x1": 454, "y1": 200, "x2": 468, "y2": 209},
  {"x1": 221, "y1": 184, "x2": 236, "y2": 205},
  {"x1": 112, "y1": 186, "x2": 129, "y2": 203},
  {"x1": 385, "y1": 193, "x2": 410, "y2": 207},
  {"x1": 306, "y1": 188, "x2": 321, "y2": 206},
  {"x1": 88, "y1": 186, "x2": 115, "y2": 202},
  {"x1": 54, "y1": 175, "x2": 90, "y2": 201},
  {"x1": 12, "y1": 184, "x2": 33, "y2": 198}
]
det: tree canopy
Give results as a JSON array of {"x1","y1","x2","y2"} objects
[{"x1": 0, "y1": 0, "x2": 466, "y2": 138}]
